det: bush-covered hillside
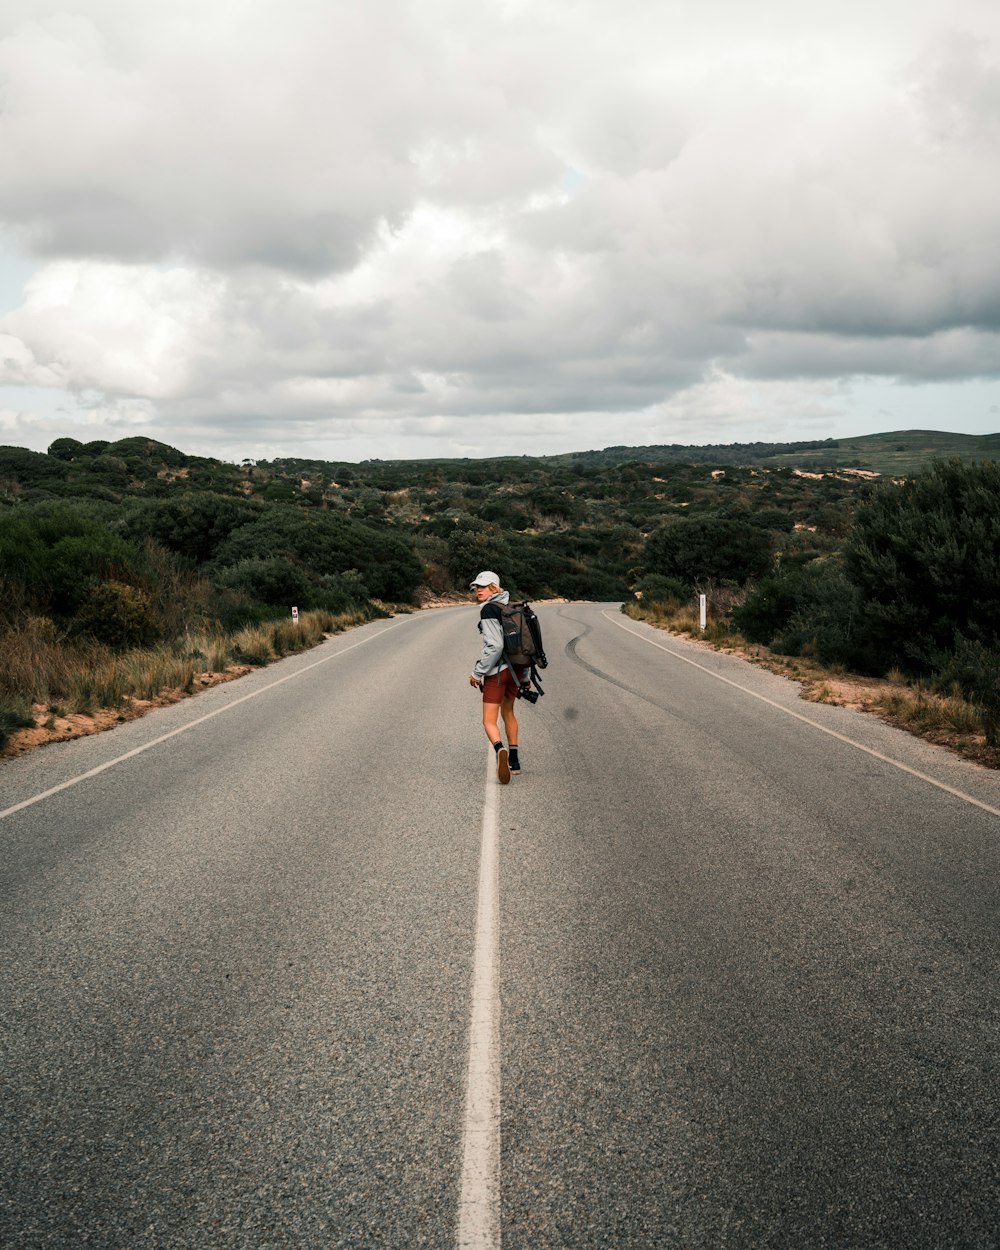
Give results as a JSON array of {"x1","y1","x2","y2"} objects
[
  {"x1": 2, "y1": 429, "x2": 999, "y2": 752},
  {"x1": 1, "y1": 434, "x2": 883, "y2": 607}
]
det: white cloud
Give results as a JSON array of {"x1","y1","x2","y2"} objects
[
  {"x1": 646, "y1": 371, "x2": 846, "y2": 438},
  {"x1": 1, "y1": 261, "x2": 224, "y2": 395},
  {"x1": 0, "y1": 0, "x2": 999, "y2": 459},
  {"x1": 0, "y1": 331, "x2": 64, "y2": 386}
]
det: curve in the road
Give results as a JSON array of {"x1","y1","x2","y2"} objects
[{"x1": 561, "y1": 611, "x2": 699, "y2": 726}]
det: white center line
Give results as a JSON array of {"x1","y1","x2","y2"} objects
[
  {"x1": 0, "y1": 620, "x2": 407, "y2": 823},
  {"x1": 456, "y1": 748, "x2": 502, "y2": 1250},
  {"x1": 605, "y1": 609, "x2": 1000, "y2": 820}
]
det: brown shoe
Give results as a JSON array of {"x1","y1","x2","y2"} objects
[{"x1": 497, "y1": 747, "x2": 511, "y2": 784}]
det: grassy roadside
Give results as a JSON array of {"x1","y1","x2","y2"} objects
[
  {"x1": 622, "y1": 600, "x2": 1000, "y2": 771},
  {"x1": 0, "y1": 605, "x2": 387, "y2": 757}
]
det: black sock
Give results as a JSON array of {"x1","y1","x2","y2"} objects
[
  {"x1": 509, "y1": 746, "x2": 519, "y2": 762},
  {"x1": 493, "y1": 741, "x2": 503, "y2": 753}
]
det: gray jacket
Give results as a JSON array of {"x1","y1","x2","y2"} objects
[{"x1": 472, "y1": 589, "x2": 512, "y2": 679}]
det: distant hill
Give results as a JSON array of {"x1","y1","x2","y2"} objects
[
  {"x1": 330, "y1": 429, "x2": 1000, "y2": 476},
  {"x1": 3, "y1": 430, "x2": 998, "y2": 509},
  {"x1": 4, "y1": 423, "x2": 998, "y2": 628},
  {"x1": 514, "y1": 429, "x2": 1000, "y2": 474},
  {"x1": 756, "y1": 430, "x2": 1000, "y2": 476}
]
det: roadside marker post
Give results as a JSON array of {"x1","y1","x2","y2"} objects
[
  {"x1": 699, "y1": 594, "x2": 707, "y2": 631},
  {"x1": 291, "y1": 606, "x2": 299, "y2": 623}
]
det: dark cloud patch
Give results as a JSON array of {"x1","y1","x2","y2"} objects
[{"x1": 733, "y1": 328, "x2": 1000, "y2": 383}]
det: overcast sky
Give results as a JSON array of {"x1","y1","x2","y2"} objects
[{"x1": 1, "y1": 0, "x2": 999, "y2": 463}]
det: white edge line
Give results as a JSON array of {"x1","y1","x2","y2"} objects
[
  {"x1": 0, "y1": 619, "x2": 409, "y2": 823},
  {"x1": 604, "y1": 609, "x2": 1000, "y2": 821},
  {"x1": 456, "y1": 748, "x2": 501, "y2": 1250}
]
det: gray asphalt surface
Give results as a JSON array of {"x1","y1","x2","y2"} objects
[{"x1": 3, "y1": 603, "x2": 1000, "y2": 1248}]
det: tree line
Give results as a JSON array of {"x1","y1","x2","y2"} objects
[{"x1": 1, "y1": 434, "x2": 998, "y2": 746}]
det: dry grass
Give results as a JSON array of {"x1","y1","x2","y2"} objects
[
  {"x1": 871, "y1": 686, "x2": 982, "y2": 737},
  {"x1": 623, "y1": 597, "x2": 744, "y2": 646},
  {"x1": 0, "y1": 607, "x2": 375, "y2": 757},
  {"x1": 0, "y1": 615, "x2": 96, "y2": 708}
]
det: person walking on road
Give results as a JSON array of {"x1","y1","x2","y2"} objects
[{"x1": 468, "y1": 571, "x2": 521, "y2": 784}]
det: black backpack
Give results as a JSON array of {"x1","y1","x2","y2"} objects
[
  {"x1": 500, "y1": 601, "x2": 547, "y2": 701},
  {"x1": 480, "y1": 600, "x2": 548, "y2": 700}
]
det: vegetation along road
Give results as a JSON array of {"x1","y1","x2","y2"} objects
[{"x1": 3, "y1": 602, "x2": 1000, "y2": 1249}]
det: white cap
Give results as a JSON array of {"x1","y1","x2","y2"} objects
[{"x1": 469, "y1": 570, "x2": 500, "y2": 588}]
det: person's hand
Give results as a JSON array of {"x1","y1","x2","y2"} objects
[{"x1": 469, "y1": 674, "x2": 482, "y2": 689}]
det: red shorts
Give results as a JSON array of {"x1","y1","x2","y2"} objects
[{"x1": 481, "y1": 667, "x2": 520, "y2": 704}]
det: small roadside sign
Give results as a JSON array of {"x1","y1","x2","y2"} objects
[{"x1": 291, "y1": 606, "x2": 299, "y2": 622}]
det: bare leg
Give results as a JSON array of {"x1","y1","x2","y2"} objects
[
  {"x1": 500, "y1": 695, "x2": 518, "y2": 747},
  {"x1": 482, "y1": 701, "x2": 502, "y2": 746}
]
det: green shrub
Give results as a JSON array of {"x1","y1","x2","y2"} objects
[
  {"x1": 214, "y1": 558, "x2": 313, "y2": 608},
  {"x1": 44, "y1": 533, "x2": 140, "y2": 615},
  {"x1": 47, "y1": 437, "x2": 84, "y2": 462},
  {"x1": 556, "y1": 570, "x2": 628, "y2": 601},
  {"x1": 0, "y1": 697, "x2": 35, "y2": 749},
  {"x1": 203, "y1": 586, "x2": 268, "y2": 632},
  {"x1": 0, "y1": 446, "x2": 70, "y2": 489},
  {"x1": 635, "y1": 573, "x2": 690, "y2": 606},
  {"x1": 746, "y1": 508, "x2": 795, "y2": 533},
  {"x1": 731, "y1": 574, "x2": 801, "y2": 644},
  {"x1": 261, "y1": 479, "x2": 300, "y2": 503},
  {"x1": 107, "y1": 436, "x2": 187, "y2": 467},
  {"x1": 0, "y1": 502, "x2": 143, "y2": 617},
  {"x1": 845, "y1": 458, "x2": 1000, "y2": 674},
  {"x1": 643, "y1": 517, "x2": 773, "y2": 585},
  {"x1": 446, "y1": 517, "x2": 511, "y2": 584},
  {"x1": 734, "y1": 560, "x2": 872, "y2": 670},
  {"x1": 73, "y1": 580, "x2": 158, "y2": 649},
  {"x1": 498, "y1": 529, "x2": 631, "y2": 600},
  {"x1": 119, "y1": 493, "x2": 263, "y2": 564},
  {"x1": 938, "y1": 636, "x2": 1000, "y2": 746},
  {"x1": 313, "y1": 571, "x2": 369, "y2": 613},
  {"x1": 214, "y1": 507, "x2": 421, "y2": 601},
  {"x1": 131, "y1": 538, "x2": 211, "y2": 638}
]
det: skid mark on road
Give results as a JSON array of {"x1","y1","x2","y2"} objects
[
  {"x1": 561, "y1": 612, "x2": 700, "y2": 732},
  {"x1": 606, "y1": 610, "x2": 1000, "y2": 820},
  {"x1": 565, "y1": 631, "x2": 637, "y2": 698},
  {"x1": 457, "y1": 749, "x2": 501, "y2": 1250}
]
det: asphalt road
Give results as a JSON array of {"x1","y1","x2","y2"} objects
[{"x1": 3, "y1": 602, "x2": 1000, "y2": 1249}]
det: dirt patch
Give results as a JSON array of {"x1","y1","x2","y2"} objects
[
  {"x1": 1, "y1": 665, "x2": 254, "y2": 760},
  {"x1": 416, "y1": 591, "x2": 571, "y2": 609},
  {"x1": 800, "y1": 671, "x2": 1000, "y2": 769},
  {"x1": 415, "y1": 589, "x2": 470, "y2": 608}
]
